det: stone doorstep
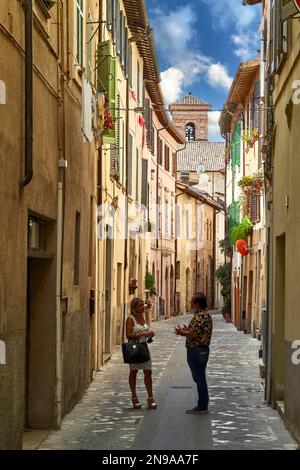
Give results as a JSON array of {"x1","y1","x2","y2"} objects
[{"x1": 23, "y1": 429, "x2": 50, "y2": 450}]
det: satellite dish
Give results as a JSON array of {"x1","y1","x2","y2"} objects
[{"x1": 197, "y1": 165, "x2": 205, "y2": 175}]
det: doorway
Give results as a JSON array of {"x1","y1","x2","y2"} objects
[
  {"x1": 25, "y1": 257, "x2": 56, "y2": 429},
  {"x1": 273, "y1": 234, "x2": 285, "y2": 403},
  {"x1": 104, "y1": 233, "x2": 113, "y2": 356}
]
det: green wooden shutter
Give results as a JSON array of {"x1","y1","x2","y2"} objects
[
  {"x1": 235, "y1": 122, "x2": 241, "y2": 166},
  {"x1": 97, "y1": 40, "x2": 116, "y2": 144},
  {"x1": 231, "y1": 123, "x2": 241, "y2": 171}
]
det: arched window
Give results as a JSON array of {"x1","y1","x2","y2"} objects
[{"x1": 186, "y1": 122, "x2": 195, "y2": 142}]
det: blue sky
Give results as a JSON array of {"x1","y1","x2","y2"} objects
[{"x1": 146, "y1": 0, "x2": 261, "y2": 140}]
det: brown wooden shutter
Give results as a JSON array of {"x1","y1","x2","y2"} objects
[
  {"x1": 141, "y1": 159, "x2": 148, "y2": 207},
  {"x1": 172, "y1": 152, "x2": 177, "y2": 177},
  {"x1": 128, "y1": 134, "x2": 133, "y2": 196}
]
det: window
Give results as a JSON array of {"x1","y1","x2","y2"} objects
[
  {"x1": 137, "y1": 61, "x2": 140, "y2": 102},
  {"x1": 176, "y1": 261, "x2": 180, "y2": 280},
  {"x1": 164, "y1": 145, "x2": 170, "y2": 171},
  {"x1": 76, "y1": 0, "x2": 84, "y2": 68},
  {"x1": 186, "y1": 123, "x2": 195, "y2": 142},
  {"x1": 28, "y1": 217, "x2": 46, "y2": 252},
  {"x1": 87, "y1": 13, "x2": 93, "y2": 82},
  {"x1": 128, "y1": 134, "x2": 133, "y2": 196},
  {"x1": 88, "y1": 197, "x2": 93, "y2": 277},
  {"x1": 74, "y1": 212, "x2": 81, "y2": 285}
]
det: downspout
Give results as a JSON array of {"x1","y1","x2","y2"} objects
[
  {"x1": 55, "y1": 0, "x2": 67, "y2": 428},
  {"x1": 21, "y1": 0, "x2": 33, "y2": 187},
  {"x1": 122, "y1": 51, "x2": 129, "y2": 341},
  {"x1": 174, "y1": 190, "x2": 184, "y2": 314}
]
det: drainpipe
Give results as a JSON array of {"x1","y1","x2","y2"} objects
[
  {"x1": 21, "y1": 0, "x2": 33, "y2": 187},
  {"x1": 122, "y1": 49, "x2": 129, "y2": 341},
  {"x1": 174, "y1": 190, "x2": 184, "y2": 314}
]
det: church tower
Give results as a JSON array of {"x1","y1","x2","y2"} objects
[{"x1": 169, "y1": 93, "x2": 211, "y2": 142}]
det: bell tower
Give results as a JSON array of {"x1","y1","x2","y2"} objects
[{"x1": 169, "y1": 93, "x2": 211, "y2": 142}]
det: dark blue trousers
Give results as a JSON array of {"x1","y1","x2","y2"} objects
[{"x1": 187, "y1": 346, "x2": 210, "y2": 410}]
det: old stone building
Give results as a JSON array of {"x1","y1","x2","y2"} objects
[{"x1": 169, "y1": 94, "x2": 211, "y2": 142}]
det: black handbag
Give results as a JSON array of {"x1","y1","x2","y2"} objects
[{"x1": 122, "y1": 341, "x2": 150, "y2": 364}]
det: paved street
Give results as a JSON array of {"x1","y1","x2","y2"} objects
[{"x1": 30, "y1": 313, "x2": 297, "y2": 451}]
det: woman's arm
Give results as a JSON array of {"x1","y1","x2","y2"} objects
[{"x1": 126, "y1": 317, "x2": 148, "y2": 340}]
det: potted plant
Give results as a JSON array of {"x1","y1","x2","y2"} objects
[
  {"x1": 145, "y1": 271, "x2": 157, "y2": 297},
  {"x1": 241, "y1": 128, "x2": 259, "y2": 153},
  {"x1": 229, "y1": 215, "x2": 253, "y2": 246},
  {"x1": 215, "y1": 263, "x2": 232, "y2": 323}
]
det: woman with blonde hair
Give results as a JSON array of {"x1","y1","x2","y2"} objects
[{"x1": 125, "y1": 297, "x2": 157, "y2": 409}]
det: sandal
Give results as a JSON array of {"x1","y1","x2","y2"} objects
[
  {"x1": 131, "y1": 397, "x2": 142, "y2": 409},
  {"x1": 147, "y1": 397, "x2": 157, "y2": 409}
]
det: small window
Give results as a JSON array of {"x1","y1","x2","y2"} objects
[
  {"x1": 186, "y1": 123, "x2": 195, "y2": 142},
  {"x1": 74, "y1": 211, "x2": 81, "y2": 285},
  {"x1": 76, "y1": 0, "x2": 84, "y2": 68},
  {"x1": 28, "y1": 217, "x2": 46, "y2": 252}
]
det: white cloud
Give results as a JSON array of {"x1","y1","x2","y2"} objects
[
  {"x1": 161, "y1": 68, "x2": 185, "y2": 104},
  {"x1": 202, "y1": 0, "x2": 261, "y2": 60},
  {"x1": 206, "y1": 64, "x2": 232, "y2": 91},
  {"x1": 208, "y1": 111, "x2": 222, "y2": 141},
  {"x1": 231, "y1": 33, "x2": 259, "y2": 61},
  {"x1": 152, "y1": 5, "x2": 233, "y2": 101},
  {"x1": 202, "y1": 0, "x2": 259, "y2": 31}
]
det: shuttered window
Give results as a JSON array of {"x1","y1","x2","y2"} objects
[
  {"x1": 246, "y1": 193, "x2": 261, "y2": 223},
  {"x1": 115, "y1": 0, "x2": 120, "y2": 55},
  {"x1": 137, "y1": 61, "x2": 140, "y2": 103},
  {"x1": 97, "y1": 40, "x2": 116, "y2": 144},
  {"x1": 76, "y1": 0, "x2": 84, "y2": 68},
  {"x1": 128, "y1": 43, "x2": 132, "y2": 88},
  {"x1": 124, "y1": 28, "x2": 128, "y2": 77},
  {"x1": 172, "y1": 152, "x2": 177, "y2": 177},
  {"x1": 110, "y1": 94, "x2": 120, "y2": 181},
  {"x1": 254, "y1": 80, "x2": 260, "y2": 131},
  {"x1": 141, "y1": 159, "x2": 148, "y2": 208},
  {"x1": 121, "y1": 13, "x2": 126, "y2": 67},
  {"x1": 165, "y1": 145, "x2": 170, "y2": 171},
  {"x1": 145, "y1": 98, "x2": 153, "y2": 151},
  {"x1": 128, "y1": 134, "x2": 133, "y2": 196},
  {"x1": 87, "y1": 13, "x2": 93, "y2": 82},
  {"x1": 231, "y1": 122, "x2": 241, "y2": 171}
]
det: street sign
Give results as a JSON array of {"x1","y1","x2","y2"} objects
[{"x1": 294, "y1": 0, "x2": 300, "y2": 12}]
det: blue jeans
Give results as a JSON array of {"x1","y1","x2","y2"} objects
[{"x1": 187, "y1": 346, "x2": 210, "y2": 410}]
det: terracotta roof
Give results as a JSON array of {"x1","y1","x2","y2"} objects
[
  {"x1": 177, "y1": 141, "x2": 225, "y2": 172},
  {"x1": 123, "y1": 0, "x2": 184, "y2": 144},
  {"x1": 219, "y1": 59, "x2": 260, "y2": 134},
  {"x1": 176, "y1": 182, "x2": 224, "y2": 211},
  {"x1": 171, "y1": 94, "x2": 210, "y2": 106}
]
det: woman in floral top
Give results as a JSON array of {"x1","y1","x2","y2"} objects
[{"x1": 175, "y1": 292, "x2": 212, "y2": 414}]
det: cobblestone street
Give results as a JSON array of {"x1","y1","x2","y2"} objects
[{"x1": 29, "y1": 313, "x2": 297, "y2": 451}]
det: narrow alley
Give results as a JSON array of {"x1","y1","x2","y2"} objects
[{"x1": 25, "y1": 314, "x2": 297, "y2": 451}]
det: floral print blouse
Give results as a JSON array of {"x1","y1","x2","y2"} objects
[{"x1": 186, "y1": 308, "x2": 213, "y2": 348}]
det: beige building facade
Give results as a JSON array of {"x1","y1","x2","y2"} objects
[{"x1": 0, "y1": 0, "x2": 100, "y2": 449}]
